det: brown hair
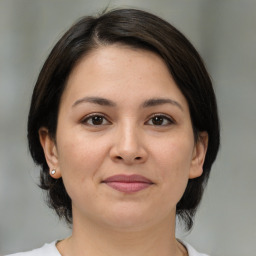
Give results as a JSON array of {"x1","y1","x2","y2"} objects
[{"x1": 27, "y1": 8, "x2": 220, "y2": 230}]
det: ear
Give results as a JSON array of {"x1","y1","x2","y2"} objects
[
  {"x1": 38, "y1": 127, "x2": 62, "y2": 179},
  {"x1": 189, "y1": 131, "x2": 208, "y2": 179}
]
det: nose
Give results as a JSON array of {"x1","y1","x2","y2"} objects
[{"x1": 110, "y1": 121, "x2": 148, "y2": 165}]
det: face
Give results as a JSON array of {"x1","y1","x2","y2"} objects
[{"x1": 40, "y1": 45, "x2": 207, "y2": 231}]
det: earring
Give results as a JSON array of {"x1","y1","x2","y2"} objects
[{"x1": 51, "y1": 169, "x2": 56, "y2": 175}]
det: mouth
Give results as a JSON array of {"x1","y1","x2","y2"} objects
[{"x1": 102, "y1": 174, "x2": 154, "y2": 193}]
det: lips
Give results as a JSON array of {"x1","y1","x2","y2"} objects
[{"x1": 102, "y1": 174, "x2": 154, "y2": 193}]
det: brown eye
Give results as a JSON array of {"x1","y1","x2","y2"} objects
[
  {"x1": 152, "y1": 116, "x2": 164, "y2": 125},
  {"x1": 146, "y1": 115, "x2": 174, "y2": 126},
  {"x1": 91, "y1": 116, "x2": 104, "y2": 125},
  {"x1": 82, "y1": 114, "x2": 110, "y2": 126}
]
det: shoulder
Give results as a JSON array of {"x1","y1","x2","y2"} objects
[
  {"x1": 181, "y1": 240, "x2": 210, "y2": 256},
  {"x1": 5, "y1": 241, "x2": 61, "y2": 256}
]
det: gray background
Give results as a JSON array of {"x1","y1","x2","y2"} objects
[{"x1": 0, "y1": 0, "x2": 255, "y2": 255}]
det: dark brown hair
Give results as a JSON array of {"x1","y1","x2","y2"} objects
[{"x1": 27, "y1": 8, "x2": 220, "y2": 230}]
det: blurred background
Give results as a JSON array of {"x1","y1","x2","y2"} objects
[{"x1": 0, "y1": 0, "x2": 255, "y2": 255}]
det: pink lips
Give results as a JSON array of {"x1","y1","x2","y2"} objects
[{"x1": 102, "y1": 174, "x2": 153, "y2": 193}]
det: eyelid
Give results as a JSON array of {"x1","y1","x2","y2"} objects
[
  {"x1": 145, "y1": 113, "x2": 176, "y2": 126},
  {"x1": 80, "y1": 112, "x2": 175, "y2": 126},
  {"x1": 81, "y1": 113, "x2": 111, "y2": 125}
]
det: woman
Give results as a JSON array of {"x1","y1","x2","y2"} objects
[{"x1": 7, "y1": 8, "x2": 219, "y2": 256}]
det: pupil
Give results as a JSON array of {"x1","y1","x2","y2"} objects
[
  {"x1": 92, "y1": 116, "x2": 103, "y2": 125},
  {"x1": 153, "y1": 116, "x2": 163, "y2": 125}
]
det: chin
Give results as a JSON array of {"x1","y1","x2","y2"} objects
[{"x1": 99, "y1": 205, "x2": 161, "y2": 231}]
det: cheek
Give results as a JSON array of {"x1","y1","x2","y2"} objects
[
  {"x1": 56, "y1": 131, "x2": 108, "y2": 183},
  {"x1": 152, "y1": 135, "x2": 194, "y2": 196},
  {"x1": 56, "y1": 134, "x2": 110, "y2": 206},
  {"x1": 154, "y1": 134, "x2": 193, "y2": 170}
]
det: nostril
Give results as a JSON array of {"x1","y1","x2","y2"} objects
[{"x1": 115, "y1": 156, "x2": 142, "y2": 161}]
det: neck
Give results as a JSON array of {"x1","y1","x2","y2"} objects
[{"x1": 57, "y1": 210, "x2": 187, "y2": 256}]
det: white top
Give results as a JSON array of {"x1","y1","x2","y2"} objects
[{"x1": 6, "y1": 240, "x2": 209, "y2": 256}]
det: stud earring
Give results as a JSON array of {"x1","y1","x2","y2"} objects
[{"x1": 51, "y1": 169, "x2": 56, "y2": 175}]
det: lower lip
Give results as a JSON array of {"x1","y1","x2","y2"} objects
[{"x1": 104, "y1": 182, "x2": 152, "y2": 193}]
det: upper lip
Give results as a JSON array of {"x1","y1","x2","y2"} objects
[{"x1": 102, "y1": 174, "x2": 153, "y2": 184}]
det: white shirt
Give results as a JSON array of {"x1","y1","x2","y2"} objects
[{"x1": 6, "y1": 240, "x2": 209, "y2": 256}]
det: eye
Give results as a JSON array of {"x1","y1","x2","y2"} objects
[
  {"x1": 146, "y1": 114, "x2": 175, "y2": 126},
  {"x1": 81, "y1": 114, "x2": 110, "y2": 126}
]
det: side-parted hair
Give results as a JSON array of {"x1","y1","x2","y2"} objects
[{"x1": 27, "y1": 8, "x2": 220, "y2": 230}]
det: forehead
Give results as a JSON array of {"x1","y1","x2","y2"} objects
[
  {"x1": 69, "y1": 45, "x2": 169, "y2": 81},
  {"x1": 61, "y1": 45, "x2": 188, "y2": 109}
]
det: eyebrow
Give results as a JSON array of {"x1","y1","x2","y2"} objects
[
  {"x1": 142, "y1": 98, "x2": 183, "y2": 111},
  {"x1": 72, "y1": 96, "x2": 183, "y2": 111},
  {"x1": 72, "y1": 96, "x2": 117, "y2": 107}
]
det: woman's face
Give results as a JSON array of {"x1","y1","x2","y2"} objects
[{"x1": 41, "y1": 45, "x2": 207, "y2": 231}]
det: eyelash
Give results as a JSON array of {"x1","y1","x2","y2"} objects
[
  {"x1": 81, "y1": 113, "x2": 110, "y2": 126},
  {"x1": 146, "y1": 114, "x2": 175, "y2": 126},
  {"x1": 81, "y1": 113, "x2": 175, "y2": 127}
]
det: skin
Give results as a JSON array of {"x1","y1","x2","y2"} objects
[{"x1": 39, "y1": 45, "x2": 208, "y2": 256}]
